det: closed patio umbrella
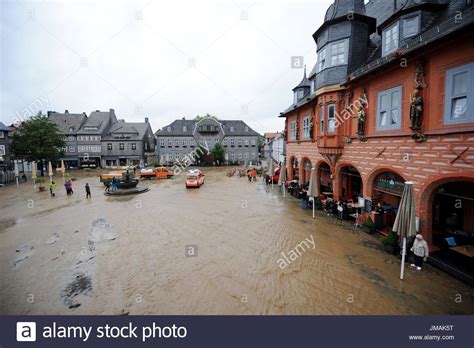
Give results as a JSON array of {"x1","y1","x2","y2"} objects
[
  {"x1": 307, "y1": 167, "x2": 319, "y2": 219},
  {"x1": 14, "y1": 161, "x2": 19, "y2": 186},
  {"x1": 31, "y1": 162, "x2": 37, "y2": 189},
  {"x1": 48, "y1": 161, "x2": 53, "y2": 183},
  {"x1": 278, "y1": 159, "x2": 287, "y2": 197},
  {"x1": 58, "y1": 160, "x2": 66, "y2": 183},
  {"x1": 392, "y1": 181, "x2": 417, "y2": 280}
]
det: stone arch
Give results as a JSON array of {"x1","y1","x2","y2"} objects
[{"x1": 364, "y1": 166, "x2": 407, "y2": 198}]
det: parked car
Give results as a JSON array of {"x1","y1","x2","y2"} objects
[
  {"x1": 185, "y1": 169, "x2": 205, "y2": 188},
  {"x1": 140, "y1": 167, "x2": 174, "y2": 179}
]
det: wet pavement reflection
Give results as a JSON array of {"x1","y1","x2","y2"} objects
[{"x1": 0, "y1": 168, "x2": 473, "y2": 314}]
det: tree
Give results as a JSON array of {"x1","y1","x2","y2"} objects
[
  {"x1": 10, "y1": 112, "x2": 65, "y2": 176},
  {"x1": 193, "y1": 113, "x2": 220, "y2": 121},
  {"x1": 211, "y1": 143, "x2": 225, "y2": 164}
]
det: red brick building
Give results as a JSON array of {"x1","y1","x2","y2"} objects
[{"x1": 279, "y1": 0, "x2": 474, "y2": 269}]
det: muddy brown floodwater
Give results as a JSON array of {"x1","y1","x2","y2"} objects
[{"x1": 0, "y1": 167, "x2": 473, "y2": 314}]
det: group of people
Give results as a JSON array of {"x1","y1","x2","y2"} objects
[
  {"x1": 247, "y1": 169, "x2": 257, "y2": 182},
  {"x1": 48, "y1": 179, "x2": 91, "y2": 198},
  {"x1": 104, "y1": 177, "x2": 121, "y2": 192}
]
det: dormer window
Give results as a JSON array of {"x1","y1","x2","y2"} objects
[
  {"x1": 317, "y1": 39, "x2": 348, "y2": 72},
  {"x1": 230, "y1": 126, "x2": 234, "y2": 132},
  {"x1": 402, "y1": 16, "x2": 419, "y2": 38},
  {"x1": 69, "y1": 127, "x2": 74, "y2": 132},
  {"x1": 182, "y1": 126, "x2": 187, "y2": 132},
  {"x1": 167, "y1": 126, "x2": 171, "y2": 132},
  {"x1": 244, "y1": 126, "x2": 249, "y2": 132},
  {"x1": 382, "y1": 22, "x2": 399, "y2": 56}
]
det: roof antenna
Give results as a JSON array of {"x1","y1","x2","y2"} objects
[{"x1": 304, "y1": 64, "x2": 307, "y2": 78}]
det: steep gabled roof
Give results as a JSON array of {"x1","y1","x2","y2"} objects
[
  {"x1": 155, "y1": 119, "x2": 261, "y2": 137},
  {"x1": 48, "y1": 111, "x2": 87, "y2": 134},
  {"x1": 155, "y1": 119, "x2": 196, "y2": 136},
  {"x1": 78, "y1": 109, "x2": 118, "y2": 134},
  {"x1": 0, "y1": 121, "x2": 11, "y2": 132},
  {"x1": 103, "y1": 121, "x2": 150, "y2": 141}
]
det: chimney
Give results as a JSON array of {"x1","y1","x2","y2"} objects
[
  {"x1": 182, "y1": 117, "x2": 185, "y2": 120},
  {"x1": 145, "y1": 117, "x2": 149, "y2": 123},
  {"x1": 65, "y1": 110, "x2": 69, "y2": 114},
  {"x1": 96, "y1": 110, "x2": 100, "y2": 112}
]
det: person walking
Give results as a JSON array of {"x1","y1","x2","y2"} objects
[
  {"x1": 410, "y1": 234, "x2": 429, "y2": 271},
  {"x1": 64, "y1": 181, "x2": 70, "y2": 195},
  {"x1": 49, "y1": 181, "x2": 56, "y2": 197},
  {"x1": 85, "y1": 183, "x2": 91, "y2": 198},
  {"x1": 68, "y1": 180, "x2": 74, "y2": 195}
]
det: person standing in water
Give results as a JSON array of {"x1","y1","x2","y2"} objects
[{"x1": 85, "y1": 183, "x2": 91, "y2": 198}]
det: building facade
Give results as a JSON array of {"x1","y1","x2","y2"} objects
[
  {"x1": 279, "y1": 0, "x2": 474, "y2": 261},
  {"x1": 156, "y1": 118, "x2": 261, "y2": 165},
  {"x1": 0, "y1": 122, "x2": 12, "y2": 170},
  {"x1": 48, "y1": 110, "x2": 155, "y2": 168},
  {"x1": 263, "y1": 132, "x2": 286, "y2": 166}
]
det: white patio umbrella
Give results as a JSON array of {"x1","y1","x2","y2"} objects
[
  {"x1": 278, "y1": 158, "x2": 287, "y2": 197},
  {"x1": 14, "y1": 161, "x2": 19, "y2": 186},
  {"x1": 48, "y1": 161, "x2": 53, "y2": 183},
  {"x1": 307, "y1": 167, "x2": 319, "y2": 219},
  {"x1": 392, "y1": 181, "x2": 417, "y2": 280},
  {"x1": 58, "y1": 160, "x2": 66, "y2": 183},
  {"x1": 268, "y1": 160, "x2": 274, "y2": 190},
  {"x1": 31, "y1": 162, "x2": 37, "y2": 189}
]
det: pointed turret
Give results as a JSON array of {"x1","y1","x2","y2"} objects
[{"x1": 292, "y1": 66, "x2": 311, "y2": 104}]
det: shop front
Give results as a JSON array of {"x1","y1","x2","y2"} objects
[
  {"x1": 289, "y1": 157, "x2": 299, "y2": 182},
  {"x1": 301, "y1": 159, "x2": 312, "y2": 186},
  {"x1": 339, "y1": 166, "x2": 362, "y2": 202},
  {"x1": 370, "y1": 172, "x2": 405, "y2": 233},
  {"x1": 318, "y1": 162, "x2": 332, "y2": 195}
]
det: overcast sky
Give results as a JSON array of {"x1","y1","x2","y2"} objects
[{"x1": 1, "y1": 0, "x2": 332, "y2": 134}]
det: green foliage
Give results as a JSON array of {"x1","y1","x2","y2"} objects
[
  {"x1": 313, "y1": 196, "x2": 323, "y2": 210},
  {"x1": 211, "y1": 143, "x2": 225, "y2": 163},
  {"x1": 195, "y1": 145, "x2": 208, "y2": 162},
  {"x1": 362, "y1": 216, "x2": 375, "y2": 228},
  {"x1": 193, "y1": 113, "x2": 220, "y2": 121},
  {"x1": 11, "y1": 112, "x2": 65, "y2": 164},
  {"x1": 151, "y1": 161, "x2": 161, "y2": 167},
  {"x1": 382, "y1": 229, "x2": 398, "y2": 246}
]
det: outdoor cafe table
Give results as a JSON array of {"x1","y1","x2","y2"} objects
[
  {"x1": 322, "y1": 192, "x2": 333, "y2": 197},
  {"x1": 348, "y1": 203, "x2": 364, "y2": 227},
  {"x1": 450, "y1": 245, "x2": 474, "y2": 258}
]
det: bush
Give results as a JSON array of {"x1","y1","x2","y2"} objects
[{"x1": 382, "y1": 229, "x2": 398, "y2": 247}]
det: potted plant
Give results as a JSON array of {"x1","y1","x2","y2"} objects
[
  {"x1": 37, "y1": 179, "x2": 46, "y2": 192},
  {"x1": 382, "y1": 229, "x2": 398, "y2": 255},
  {"x1": 361, "y1": 216, "x2": 376, "y2": 234}
]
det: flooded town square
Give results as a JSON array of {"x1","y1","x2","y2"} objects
[{"x1": 1, "y1": 168, "x2": 473, "y2": 315}]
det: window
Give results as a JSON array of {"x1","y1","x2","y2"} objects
[
  {"x1": 183, "y1": 139, "x2": 187, "y2": 147},
  {"x1": 160, "y1": 139, "x2": 165, "y2": 147},
  {"x1": 69, "y1": 127, "x2": 74, "y2": 132},
  {"x1": 382, "y1": 22, "x2": 399, "y2": 56},
  {"x1": 0, "y1": 131, "x2": 4, "y2": 139},
  {"x1": 223, "y1": 138, "x2": 228, "y2": 146},
  {"x1": 317, "y1": 46, "x2": 327, "y2": 72},
  {"x1": 107, "y1": 143, "x2": 112, "y2": 150},
  {"x1": 238, "y1": 139, "x2": 243, "y2": 146},
  {"x1": 230, "y1": 152, "x2": 235, "y2": 159},
  {"x1": 245, "y1": 152, "x2": 249, "y2": 158},
  {"x1": 290, "y1": 120, "x2": 297, "y2": 139},
  {"x1": 251, "y1": 152, "x2": 256, "y2": 158},
  {"x1": 377, "y1": 86, "x2": 402, "y2": 130},
  {"x1": 175, "y1": 139, "x2": 180, "y2": 147},
  {"x1": 230, "y1": 126, "x2": 234, "y2": 132},
  {"x1": 68, "y1": 136, "x2": 74, "y2": 142},
  {"x1": 319, "y1": 105, "x2": 324, "y2": 134},
  {"x1": 238, "y1": 153, "x2": 242, "y2": 159},
  {"x1": 69, "y1": 146, "x2": 75, "y2": 152},
  {"x1": 175, "y1": 153, "x2": 179, "y2": 160},
  {"x1": 190, "y1": 139, "x2": 195, "y2": 147},
  {"x1": 215, "y1": 138, "x2": 219, "y2": 144},
  {"x1": 445, "y1": 63, "x2": 474, "y2": 124},
  {"x1": 0, "y1": 145, "x2": 5, "y2": 155},
  {"x1": 244, "y1": 126, "x2": 249, "y2": 132},
  {"x1": 230, "y1": 138, "x2": 235, "y2": 146},
  {"x1": 167, "y1": 126, "x2": 171, "y2": 132},
  {"x1": 244, "y1": 139, "x2": 249, "y2": 146},
  {"x1": 119, "y1": 143, "x2": 124, "y2": 150},
  {"x1": 302, "y1": 117, "x2": 310, "y2": 138},
  {"x1": 330, "y1": 39, "x2": 346, "y2": 66},
  {"x1": 131, "y1": 143, "x2": 137, "y2": 150},
  {"x1": 251, "y1": 139, "x2": 256, "y2": 146},
  {"x1": 402, "y1": 16, "x2": 419, "y2": 38},
  {"x1": 168, "y1": 139, "x2": 172, "y2": 147},
  {"x1": 327, "y1": 105, "x2": 336, "y2": 133},
  {"x1": 311, "y1": 79, "x2": 317, "y2": 94},
  {"x1": 182, "y1": 126, "x2": 187, "y2": 132}
]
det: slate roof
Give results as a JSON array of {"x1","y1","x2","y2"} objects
[
  {"x1": 292, "y1": 68, "x2": 311, "y2": 91},
  {"x1": 0, "y1": 121, "x2": 11, "y2": 132},
  {"x1": 47, "y1": 111, "x2": 87, "y2": 134},
  {"x1": 77, "y1": 109, "x2": 118, "y2": 134},
  {"x1": 102, "y1": 121, "x2": 151, "y2": 141},
  {"x1": 155, "y1": 119, "x2": 260, "y2": 137}
]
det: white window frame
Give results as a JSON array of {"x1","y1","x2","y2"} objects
[
  {"x1": 329, "y1": 39, "x2": 347, "y2": 67},
  {"x1": 160, "y1": 139, "x2": 165, "y2": 147},
  {"x1": 382, "y1": 22, "x2": 399, "y2": 56},
  {"x1": 107, "y1": 143, "x2": 112, "y2": 150},
  {"x1": 377, "y1": 85, "x2": 402, "y2": 131},
  {"x1": 290, "y1": 120, "x2": 297, "y2": 140},
  {"x1": 131, "y1": 143, "x2": 137, "y2": 150},
  {"x1": 302, "y1": 116, "x2": 310, "y2": 138},
  {"x1": 230, "y1": 138, "x2": 235, "y2": 146},
  {"x1": 444, "y1": 63, "x2": 474, "y2": 124},
  {"x1": 69, "y1": 146, "x2": 75, "y2": 152},
  {"x1": 327, "y1": 104, "x2": 336, "y2": 133},
  {"x1": 319, "y1": 105, "x2": 325, "y2": 135},
  {"x1": 168, "y1": 139, "x2": 172, "y2": 147},
  {"x1": 317, "y1": 46, "x2": 327, "y2": 72}
]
